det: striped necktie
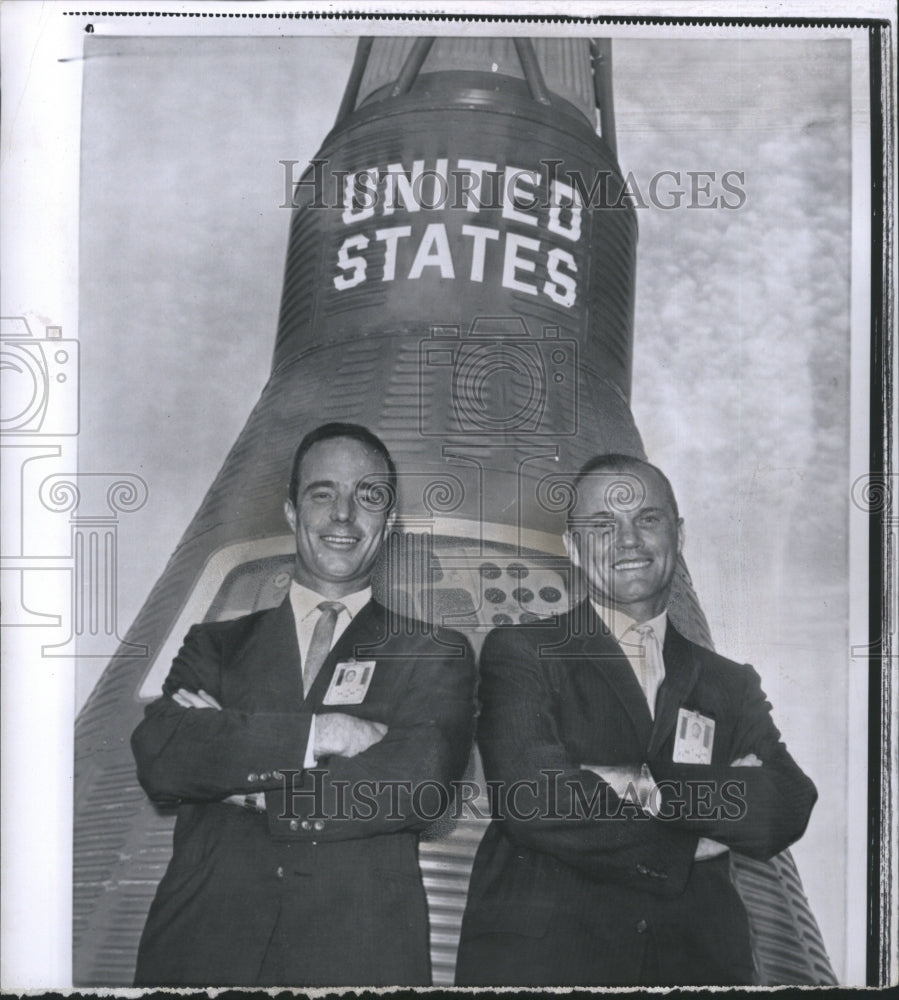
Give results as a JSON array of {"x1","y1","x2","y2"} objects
[
  {"x1": 302, "y1": 601, "x2": 345, "y2": 694},
  {"x1": 631, "y1": 623, "x2": 664, "y2": 718}
]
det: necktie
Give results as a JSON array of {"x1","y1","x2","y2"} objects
[
  {"x1": 631, "y1": 623, "x2": 664, "y2": 718},
  {"x1": 302, "y1": 601, "x2": 345, "y2": 694}
]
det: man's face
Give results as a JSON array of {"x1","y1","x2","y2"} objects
[
  {"x1": 284, "y1": 436, "x2": 395, "y2": 598},
  {"x1": 564, "y1": 464, "x2": 683, "y2": 622}
]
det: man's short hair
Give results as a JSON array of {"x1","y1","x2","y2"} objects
[
  {"x1": 570, "y1": 453, "x2": 679, "y2": 520},
  {"x1": 288, "y1": 422, "x2": 398, "y2": 508}
]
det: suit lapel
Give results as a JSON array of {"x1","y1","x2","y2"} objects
[
  {"x1": 647, "y1": 620, "x2": 702, "y2": 758},
  {"x1": 237, "y1": 598, "x2": 304, "y2": 712},
  {"x1": 566, "y1": 602, "x2": 654, "y2": 747}
]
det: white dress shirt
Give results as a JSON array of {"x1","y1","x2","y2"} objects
[
  {"x1": 289, "y1": 581, "x2": 372, "y2": 766},
  {"x1": 592, "y1": 602, "x2": 667, "y2": 718}
]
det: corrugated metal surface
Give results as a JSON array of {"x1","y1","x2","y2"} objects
[
  {"x1": 420, "y1": 799, "x2": 492, "y2": 985},
  {"x1": 732, "y1": 852, "x2": 837, "y2": 985}
]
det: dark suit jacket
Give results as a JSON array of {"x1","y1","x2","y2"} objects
[
  {"x1": 455, "y1": 603, "x2": 817, "y2": 987},
  {"x1": 131, "y1": 598, "x2": 475, "y2": 987}
]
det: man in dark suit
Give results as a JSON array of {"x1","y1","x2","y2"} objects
[
  {"x1": 132, "y1": 422, "x2": 475, "y2": 987},
  {"x1": 455, "y1": 453, "x2": 817, "y2": 987}
]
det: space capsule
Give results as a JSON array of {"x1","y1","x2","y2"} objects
[{"x1": 73, "y1": 37, "x2": 834, "y2": 986}]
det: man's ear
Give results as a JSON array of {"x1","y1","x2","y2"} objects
[
  {"x1": 385, "y1": 507, "x2": 398, "y2": 534},
  {"x1": 284, "y1": 499, "x2": 297, "y2": 534},
  {"x1": 563, "y1": 528, "x2": 581, "y2": 569},
  {"x1": 676, "y1": 518, "x2": 685, "y2": 556}
]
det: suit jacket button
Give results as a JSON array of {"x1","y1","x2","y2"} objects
[
  {"x1": 313, "y1": 820, "x2": 325, "y2": 832},
  {"x1": 260, "y1": 771, "x2": 271, "y2": 782},
  {"x1": 636, "y1": 863, "x2": 650, "y2": 876},
  {"x1": 300, "y1": 820, "x2": 312, "y2": 831},
  {"x1": 272, "y1": 770, "x2": 283, "y2": 781},
  {"x1": 635, "y1": 919, "x2": 648, "y2": 934},
  {"x1": 247, "y1": 772, "x2": 259, "y2": 783},
  {"x1": 276, "y1": 866, "x2": 285, "y2": 879},
  {"x1": 288, "y1": 819, "x2": 299, "y2": 832}
]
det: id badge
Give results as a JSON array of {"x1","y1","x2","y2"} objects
[
  {"x1": 322, "y1": 660, "x2": 377, "y2": 706},
  {"x1": 672, "y1": 707, "x2": 715, "y2": 764}
]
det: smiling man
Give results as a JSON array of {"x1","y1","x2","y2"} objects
[
  {"x1": 455, "y1": 453, "x2": 817, "y2": 987},
  {"x1": 131, "y1": 423, "x2": 476, "y2": 987}
]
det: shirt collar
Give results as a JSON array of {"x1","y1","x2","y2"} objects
[
  {"x1": 590, "y1": 600, "x2": 668, "y2": 647},
  {"x1": 289, "y1": 580, "x2": 371, "y2": 622}
]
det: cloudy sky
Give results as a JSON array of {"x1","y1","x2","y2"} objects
[{"x1": 76, "y1": 31, "x2": 859, "y2": 979}]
